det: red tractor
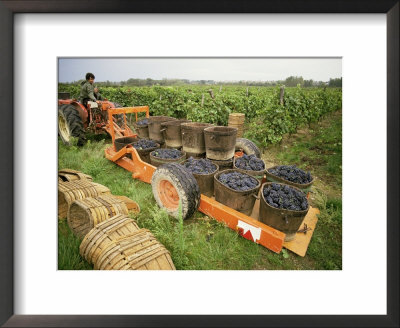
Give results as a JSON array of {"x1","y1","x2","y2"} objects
[{"x1": 58, "y1": 91, "x2": 135, "y2": 146}]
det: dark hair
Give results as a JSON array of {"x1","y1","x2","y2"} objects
[{"x1": 85, "y1": 72, "x2": 95, "y2": 80}]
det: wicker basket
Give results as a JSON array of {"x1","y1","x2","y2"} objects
[
  {"x1": 95, "y1": 228, "x2": 176, "y2": 270},
  {"x1": 58, "y1": 180, "x2": 110, "y2": 219},
  {"x1": 79, "y1": 214, "x2": 140, "y2": 265},
  {"x1": 228, "y1": 113, "x2": 245, "y2": 138},
  {"x1": 58, "y1": 169, "x2": 93, "y2": 182},
  {"x1": 67, "y1": 195, "x2": 129, "y2": 238}
]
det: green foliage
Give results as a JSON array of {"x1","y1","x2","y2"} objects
[
  {"x1": 284, "y1": 76, "x2": 304, "y2": 87},
  {"x1": 58, "y1": 84, "x2": 341, "y2": 146},
  {"x1": 245, "y1": 86, "x2": 342, "y2": 149},
  {"x1": 329, "y1": 78, "x2": 342, "y2": 87}
]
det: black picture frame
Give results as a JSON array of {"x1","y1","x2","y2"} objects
[{"x1": 0, "y1": 1, "x2": 398, "y2": 327}]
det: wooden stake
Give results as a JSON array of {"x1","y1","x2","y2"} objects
[
  {"x1": 201, "y1": 94, "x2": 204, "y2": 106},
  {"x1": 280, "y1": 86, "x2": 285, "y2": 105}
]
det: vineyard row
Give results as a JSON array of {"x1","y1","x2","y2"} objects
[{"x1": 58, "y1": 84, "x2": 342, "y2": 147}]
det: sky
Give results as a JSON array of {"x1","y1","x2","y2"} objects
[{"x1": 58, "y1": 58, "x2": 341, "y2": 83}]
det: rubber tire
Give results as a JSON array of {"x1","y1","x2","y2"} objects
[
  {"x1": 58, "y1": 104, "x2": 86, "y2": 146},
  {"x1": 235, "y1": 138, "x2": 261, "y2": 158},
  {"x1": 151, "y1": 163, "x2": 200, "y2": 220}
]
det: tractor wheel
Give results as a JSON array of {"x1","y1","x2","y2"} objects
[
  {"x1": 235, "y1": 138, "x2": 261, "y2": 158},
  {"x1": 58, "y1": 104, "x2": 86, "y2": 146},
  {"x1": 151, "y1": 163, "x2": 200, "y2": 220}
]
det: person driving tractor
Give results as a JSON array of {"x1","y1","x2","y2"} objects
[{"x1": 79, "y1": 72, "x2": 103, "y2": 106}]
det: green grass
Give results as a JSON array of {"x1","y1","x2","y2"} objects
[
  {"x1": 58, "y1": 112, "x2": 342, "y2": 270},
  {"x1": 58, "y1": 220, "x2": 92, "y2": 270},
  {"x1": 136, "y1": 208, "x2": 264, "y2": 270},
  {"x1": 262, "y1": 110, "x2": 342, "y2": 269},
  {"x1": 272, "y1": 111, "x2": 342, "y2": 192}
]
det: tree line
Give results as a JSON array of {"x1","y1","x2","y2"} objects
[{"x1": 63, "y1": 76, "x2": 342, "y2": 88}]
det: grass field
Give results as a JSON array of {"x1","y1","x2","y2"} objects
[{"x1": 58, "y1": 110, "x2": 342, "y2": 270}]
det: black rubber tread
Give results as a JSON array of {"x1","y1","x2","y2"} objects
[
  {"x1": 154, "y1": 163, "x2": 200, "y2": 219},
  {"x1": 58, "y1": 104, "x2": 86, "y2": 146},
  {"x1": 151, "y1": 163, "x2": 200, "y2": 220},
  {"x1": 235, "y1": 138, "x2": 261, "y2": 158}
]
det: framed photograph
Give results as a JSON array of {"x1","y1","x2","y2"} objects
[{"x1": 1, "y1": 1, "x2": 398, "y2": 327}]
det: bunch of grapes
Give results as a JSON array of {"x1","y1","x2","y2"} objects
[
  {"x1": 234, "y1": 154, "x2": 265, "y2": 171},
  {"x1": 151, "y1": 149, "x2": 183, "y2": 159},
  {"x1": 263, "y1": 183, "x2": 308, "y2": 211},
  {"x1": 183, "y1": 157, "x2": 217, "y2": 175},
  {"x1": 268, "y1": 165, "x2": 312, "y2": 184},
  {"x1": 218, "y1": 172, "x2": 259, "y2": 191},
  {"x1": 133, "y1": 139, "x2": 158, "y2": 150}
]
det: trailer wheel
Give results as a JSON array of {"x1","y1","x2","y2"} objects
[
  {"x1": 235, "y1": 138, "x2": 261, "y2": 158},
  {"x1": 58, "y1": 104, "x2": 86, "y2": 146},
  {"x1": 151, "y1": 163, "x2": 200, "y2": 220}
]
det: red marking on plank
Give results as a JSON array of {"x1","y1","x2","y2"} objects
[
  {"x1": 237, "y1": 227, "x2": 254, "y2": 241},
  {"x1": 242, "y1": 229, "x2": 254, "y2": 241}
]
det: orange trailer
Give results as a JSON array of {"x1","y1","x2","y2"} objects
[{"x1": 105, "y1": 107, "x2": 318, "y2": 256}]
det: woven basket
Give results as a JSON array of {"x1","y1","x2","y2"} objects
[
  {"x1": 58, "y1": 169, "x2": 93, "y2": 182},
  {"x1": 95, "y1": 228, "x2": 176, "y2": 270},
  {"x1": 228, "y1": 113, "x2": 245, "y2": 124},
  {"x1": 58, "y1": 180, "x2": 110, "y2": 219},
  {"x1": 228, "y1": 113, "x2": 245, "y2": 138},
  {"x1": 68, "y1": 195, "x2": 129, "y2": 239},
  {"x1": 79, "y1": 214, "x2": 140, "y2": 265},
  {"x1": 113, "y1": 195, "x2": 141, "y2": 213}
]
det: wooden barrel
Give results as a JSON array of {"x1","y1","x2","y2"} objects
[
  {"x1": 228, "y1": 113, "x2": 245, "y2": 138},
  {"x1": 68, "y1": 195, "x2": 129, "y2": 238},
  {"x1": 58, "y1": 180, "x2": 110, "y2": 219},
  {"x1": 79, "y1": 214, "x2": 140, "y2": 265},
  {"x1": 95, "y1": 228, "x2": 176, "y2": 270},
  {"x1": 58, "y1": 169, "x2": 93, "y2": 182}
]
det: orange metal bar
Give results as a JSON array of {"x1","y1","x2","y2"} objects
[
  {"x1": 108, "y1": 106, "x2": 149, "y2": 149},
  {"x1": 105, "y1": 145, "x2": 155, "y2": 184},
  {"x1": 198, "y1": 195, "x2": 285, "y2": 253},
  {"x1": 108, "y1": 106, "x2": 149, "y2": 115}
]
